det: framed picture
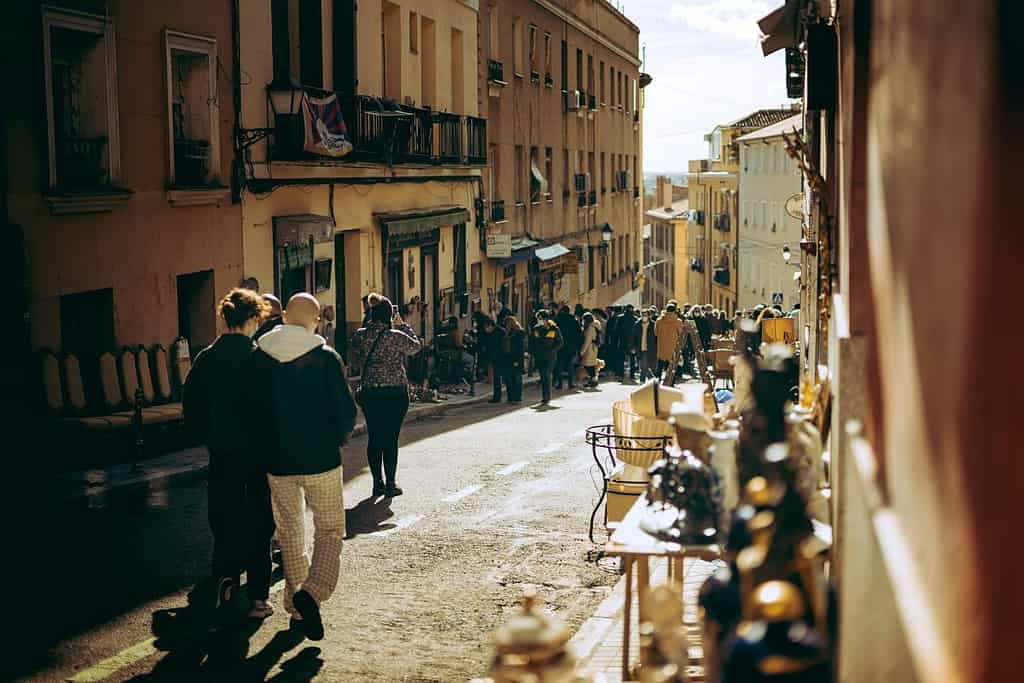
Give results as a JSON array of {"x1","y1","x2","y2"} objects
[{"x1": 314, "y1": 258, "x2": 333, "y2": 293}]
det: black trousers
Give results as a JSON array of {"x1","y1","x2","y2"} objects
[
  {"x1": 361, "y1": 388, "x2": 410, "y2": 486},
  {"x1": 207, "y1": 451, "x2": 275, "y2": 600}
]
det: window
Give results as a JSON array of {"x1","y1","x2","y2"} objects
[
  {"x1": 528, "y1": 25, "x2": 537, "y2": 73},
  {"x1": 609, "y1": 65, "x2": 615, "y2": 104},
  {"x1": 421, "y1": 17, "x2": 436, "y2": 106},
  {"x1": 515, "y1": 145, "x2": 525, "y2": 203},
  {"x1": 451, "y1": 28, "x2": 464, "y2": 112},
  {"x1": 382, "y1": 1, "x2": 402, "y2": 100},
  {"x1": 561, "y1": 40, "x2": 568, "y2": 91},
  {"x1": 488, "y1": 143, "x2": 499, "y2": 199},
  {"x1": 165, "y1": 31, "x2": 220, "y2": 188},
  {"x1": 544, "y1": 148, "x2": 553, "y2": 199},
  {"x1": 43, "y1": 6, "x2": 120, "y2": 191},
  {"x1": 563, "y1": 148, "x2": 570, "y2": 200},
  {"x1": 530, "y1": 146, "x2": 546, "y2": 203},
  {"x1": 299, "y1": 0, "x2": 323, "y2": 87},
  {"x1": 544, "y1": 33, "x2": 552, "y2": 74},
  {"x1": 409, "y1": 12, "x2": 419, "y2": 53},
  {"x1": 489, "y1": 6, "x2": 499, "y2": 58},
  {"x1": 587, "y1": 53, "x2": 594, "y2": 95},
  {"x1": 600, "y1": 60, "x2": 606, "y2": 103},
  {"x1": 513, "y1": 19, "x2": 523, "y2": 75},
  {"x1": 600, "y1": 152, "x2": 605, "y2": 192},
  {"x1": 576, "y1": 48, "x2": 583, "y2": 91}
]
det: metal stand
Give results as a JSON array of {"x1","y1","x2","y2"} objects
[{"x1": 584, "y1": 425, "x2": 671, "y2": 543}]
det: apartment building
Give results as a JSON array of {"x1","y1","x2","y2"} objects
[
  {"x1": 736, "y1": 113, "x2": 802, "y2": 310},
  {"x1": 478, "y1": 0, "x2": 647, "y2": 322},
  {"x1": 237, "y1": 0, "x2": 485, "y2": 352},
  {"x1": 643, "y1": 177, "x2": 688, "y2": 310},
  {"x1": 4, "y1": 2, "x2": 242, "y2": 391},
  {"x1": 686, "y1": 107, "x2": 795, "y2": 314}
]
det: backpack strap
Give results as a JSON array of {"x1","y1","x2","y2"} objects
[{"x1": 360, "y1": 329, "x2": 388, "y2": 387}]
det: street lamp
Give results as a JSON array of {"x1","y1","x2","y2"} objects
[
  {"x1": 782, "y1": 244, "x2": 792, "y2": 263},
  {"x1": 601, "y1": 223, "x2": 613, "y2": 243}
]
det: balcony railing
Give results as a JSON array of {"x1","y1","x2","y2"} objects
[
  {"x1": 491, "y1": 200, "x2": 506, "y2": 222},
  {"x1": 713, "y1": 213, "x2": 731, "y2": 231},
  {"x1": 488, "y1": 59, "x2": 505, "y2": 83},
  {"x1": 544, "y1": 73, "x2": 554, "y2": 88},
  {"x1": 588, "y1": 93, "x2": 597, "y2": 111},
  {"x1": 268, "y1": 88, "x2": 486, "y2": 167},
  {"x1": 713, "y1": 266, "x2": 730, "y2": 286}
]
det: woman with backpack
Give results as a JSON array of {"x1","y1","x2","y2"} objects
[
  {"x1": 350, "y1": 296, "x2": 422, "y2": 498},
  {"x1": 580, "y1": 312, "x2": 602, "y2": 388}
]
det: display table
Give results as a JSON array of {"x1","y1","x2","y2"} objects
[{"x1": 604, "y1": 494, "x2": 723, "y2": 681}]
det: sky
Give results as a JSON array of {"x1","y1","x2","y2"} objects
[{"x1": 619, "y1": 0, "x2": 795, "y2": 172}]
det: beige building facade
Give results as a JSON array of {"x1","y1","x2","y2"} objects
[
  {"x1": 642, "y1": 177, "x2": 687, "y2": 310},
  {"x1": 478, "y1": 0, "x2": 646, "y2": 321},
  {"x1": 736, "y1": 113, "x2": 803, "y2": 310},
  {"x1": 237, "y1": 0, "x2": 486, "y2": 355},
  {"x1": 686, "y1": 108, "x2": 795, "y2": 314}
]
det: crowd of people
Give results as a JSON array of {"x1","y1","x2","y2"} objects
[
  {"x1": 180, "y1": 285, "x2": 797, "y2": 641},
  {"x1": 467, "y1": 299, "x2": 798, "y2": 399}
]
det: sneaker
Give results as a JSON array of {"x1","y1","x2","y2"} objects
[
  {"x1": 248, "y1": 600, "x2": 274, "y2": 619},
  {"x1": 385, "y1": 484, "x2": 404, "y2": 497},
  {"x1": 292, "y1": 589, "x2": 324, "y2": 641}
]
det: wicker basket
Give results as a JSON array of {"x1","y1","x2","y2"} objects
[{"x1": 612, "y1": 400, "x2": 674, "y2": 469}]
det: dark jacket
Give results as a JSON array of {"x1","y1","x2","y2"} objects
[
  {"x1": 505, "y1": 328, "x2": 527, "y2": 371},
  {"x1": 482, "y1": 326, "x2": 507, "y2": 367},
  {"x1": 250, "y1": 325, "x2": 357, "y2": 476},
  {"x1": 694, "y1": 314, "x2": 712, "y2": 351},
  {"x1": 630, "y1": 318, "x2": 658, "y2": 363},
  {"x1": 253, "y1": 315, "x2": 283, "y2": 341},
  {"x1": 615, "y1": 313, "x2": 637, "y2": 351},
  {"x1": 529, "y1": 320, "x2": 564, "y2": 364},
  {"x1": 183, "y1": 333, "x2": 258, "y2": 454},
  {"x1": 555, "y1": 311, "x2": 583, "y2": 357}
]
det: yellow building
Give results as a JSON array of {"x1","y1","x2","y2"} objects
[
  {"x1": 686, "y1": 108, "x2": 796, "y2": 314},
  {"x1": 642, "y1": 177, "x2": 688, "y2": 310},
  {"x1": 238, "y1": 0, "x2": 485, "y2": 359}
]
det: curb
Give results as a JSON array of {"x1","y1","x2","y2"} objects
[{"x1": 55, "y1": 377, "x2": 541, "y2": 506}]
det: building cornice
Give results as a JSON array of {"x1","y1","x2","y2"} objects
[{"x1": 530, "y1": 0, "x2": 641, "y2": 68}]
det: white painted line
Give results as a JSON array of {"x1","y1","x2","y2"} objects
[
  {"x1": 67, "y1": 638, "x2": 158, "y2": 682},
  {"x1": 443, "y1": 484, "x2": 482, "y2": 503},
  {"x1": 376, "y1": 514, "x2": 424, "y2": 536},
  {"x1": 496, "y1": 461, "x2": 529, "y2": 476},
  {"x1": 571, "y1": 429, "x2": 587, "y2": 439},
  {"x1": 536, "y1": 442, "x2": 565, "y2": 455}
]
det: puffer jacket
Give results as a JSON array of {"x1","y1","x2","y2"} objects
[{"x1": 528, "y1": 320, "x2": 564, "y2": 364}]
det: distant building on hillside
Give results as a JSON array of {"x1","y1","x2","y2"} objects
[{"x1": 642, "y1": 176, "x2": 688, "y2": 309}]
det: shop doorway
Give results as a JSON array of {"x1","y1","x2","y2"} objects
[
  {"x1": 386, "y1": 251, "x2": 404, "y2": 306},
  {"x1": 177, "y1": 269, "x2": 216, "y2": 355},
  {"x1": 420, "y1": 245, "x2": 438, "y2": 342}
]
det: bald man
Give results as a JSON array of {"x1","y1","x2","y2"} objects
[
  {"x1": 253, "y1": 293, "x2": 284, "y2": 340},
  {"x1": 250, "y1": 292, "x2": 357, "y2": 640}
]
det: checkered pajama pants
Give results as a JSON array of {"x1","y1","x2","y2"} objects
[{"x1": 267, "y1": 466, "x2": 346, "y2": 616}]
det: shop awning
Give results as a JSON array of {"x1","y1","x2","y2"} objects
[
  {"x1": 375, "y1": 205, "x2": 470, "y2": 236},
  {"x1": 535, "y1": 243, "x2": 570, "y2": 262},
  {"x1": 758, "y1": 0, "x2": 802, "y2": 56},
  {"x1": 499, "y1": 236, "x2": 540, "y2": 265}
]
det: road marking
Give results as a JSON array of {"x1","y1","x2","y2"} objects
[
  {"x1": 571, "y1": 429, "x2": 587, "y2": 439},
  {"x1": 496, "y1": 461, "x2": 529, "y2": 476},
  {"x1": 536, "y1": 442, "x2": 564, "y2": 455},
  {"x1": 67, "y1": 638, "x2": 158, "y2": 682},
  {"x1": 376, "y1": 514, "x2": 424, "y2": 536},
  {"x1": 443, "y1": 484, "x2": 482, "y2": 503}
]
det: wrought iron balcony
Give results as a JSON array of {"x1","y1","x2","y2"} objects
[
  {"x1": 488, "y1": 59, "x2": 505, "y2": 83},
  {"x1": 577, "y1": 192, "x2": 587, "y2": 208},
  {"x1": 713, "y1": 213, "x2": 731, "y2": 231},
  {"x1": 713, "y1": 266, "x2": 730, "y2": 286},
  {"x1": 466, "y1": 115, "x2": 486, "y2": 164},
  {"x1": 544, "y1": 73, "x2": 554, "y2": 88},
  {"x1": 588, "y1": 93, "x2": 597, "y2": 111},
  {"x1": 435, "y1": 112, "x2": 462, "y2": 163},
  {"x1": 491, "y1": 200, "x2": 506, "y2": 222}
]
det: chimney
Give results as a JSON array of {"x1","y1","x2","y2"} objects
[{"x1": 657, "y1": 175, "x2": 673, "y2": 210}]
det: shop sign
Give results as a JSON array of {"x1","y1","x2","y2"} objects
[
  {"x1": 785, "y1": 193, "x2": 804, "y2": 220},
  {"x1": 486, "y1": 234, "x2": 512, "y2": 258}
]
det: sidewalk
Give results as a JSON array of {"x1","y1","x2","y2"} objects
[
  {"x1": 569, "y1": 556, "x2": 719, "y2": 682},
  {"x1": 50, "y1": 378, "x2": 537, "y2": 506}
]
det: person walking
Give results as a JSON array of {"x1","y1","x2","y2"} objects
[
  {"x1": 253, "y1": 293, "x2": 283, "y2": 341},
  {"x1": 580, "y1": 312, "x2": 601, "y2": 388},
  {"x1": 528, "y1": 309, "x2": 564, "y2": 405},
  {"x1": 350, "y1": 296, "x2": 422, "y2": 497},
  {"x1": 654, "y1": 303, "x2": 685, "y2": 380},
  {"x1": 250, "y1": 293, "x2": 357, "y2": 641},
  {"x1": 554, "y1": 305, "x2": 582, "y2": 390},
  {"x1": 503, "y1": 316, "x2": 527, "y2": 402},
  {"x1": 480, "y1": 318, "x2": 508, "y2": 403},
  {"x1": 183, "y1": 288, "x2": 275, "y2": 624},
  {"x1": 632, "y1": 306, "x2": 659, "y2": 382}
]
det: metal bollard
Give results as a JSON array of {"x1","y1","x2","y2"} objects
[{"x1": 131, "y1": 387, "x2": 144, "y2": 472}]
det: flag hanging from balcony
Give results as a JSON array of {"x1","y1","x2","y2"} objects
[{"x1": 301, "y1": 92, "x2": 353, "y2": 157}]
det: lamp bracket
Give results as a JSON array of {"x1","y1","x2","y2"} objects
[{"x1": 237, "y1": 128, "x2": 276, "y2": 151}]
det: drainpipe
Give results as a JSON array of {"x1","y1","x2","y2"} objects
[{"x1": 230, "y1": 0, "x2": 243, "y2": 204}]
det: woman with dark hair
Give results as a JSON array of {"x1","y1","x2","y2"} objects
[
  {"x1": 503, "y1": 316, "x2": 527, "y2": 402},
  {"x1": 183, "y1": 288, "x2": 275, "y2": 622},
  {"x1": 350, "y1": 295, "x2": 422, "y2": 497}
]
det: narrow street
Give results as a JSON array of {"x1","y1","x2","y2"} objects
[{"x1": 18, "y1": 383, "x2": 633, "y2": 683}]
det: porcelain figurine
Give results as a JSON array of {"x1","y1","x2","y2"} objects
[
  {"x1": 737, "y1": 344, "x2": 799, "y2": 486},
  {"x1": 644, "y1": 449, "x2": 723, "y2": 545}
]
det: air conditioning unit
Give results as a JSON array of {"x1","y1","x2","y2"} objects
[{"x1": 566, "y1": 90, "x2": 583, "y2": 111}]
